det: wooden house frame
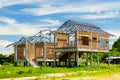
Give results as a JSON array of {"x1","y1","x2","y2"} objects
[
  {"x1": 7, "y1": 30, "x2": 57, "y2": 67},
  {"x1": 52, "y1": 20, "x2": 112, "y2": 67},
  {"x1": 7, "y1": 20, "x2": 113, "y2": 67}
]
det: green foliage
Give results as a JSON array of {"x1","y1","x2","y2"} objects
[
  {"x1": 0, "y1": 54, "x2": 14, "y2": 65},
  {"x1": 8, "y1": 54, "x2": 14, "y2": 58},
  {"x1": 111, "y1": 37, "x2": 120, "y2": 56}
]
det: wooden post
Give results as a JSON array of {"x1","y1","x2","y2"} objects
[
  {"x1": 59, "y1": 60, "x2": 60, "y2": 66},
  {"x1": 68, "y1": 34, "x2": 70, "y2": 46},
  {"x1": 65, "y1": 61, "x2": 67, "y2": 67},
  {"x1": 86, "y1": 53, "x2": 88, "y2": 66},
  {"x1": 90, "y1": 52, "x2": 92, "y2": 66},
  {"x1": 15, "y1": 44, "x2": 17, "y2": 60},
  {"x1": 96, "y1": 53, "x2": 99, "y2": 66},
  {"x1": 50, "y1": 29, "x2": 52, "y2": 42},
  {"x1": 68, "y1": 53, "x2": 71, "y2": 67},
  {"x1": 54, "y1": 52, "x2": 56, "y2": 67},
  {"x1": 34, "y1": 43, "x2": 36, "y2": 59},
  {"x1": 76, "y1": 31, "x2": 79, "y2": 48},
  {"x1": 43, "y1": 34, "x2": 46, "y2": 66},
  {"x1": 54, "y1": 35, "x2": 56, "y2": 67},
  {"x1": 75, "y1": 52, "x2": 76, "y2": 66},
  {"x1": 14, "y1": 44, "x2": 18, "y2": 66},
  {"x1": 25, "y1": 39, "x2": 28, "y2": 59},
  {"x1": 76, "y1": 51, "x2": 79, "y2": 67},
  {"x1": 108, "y1": 52, "x2": 110, "y2": 66}
]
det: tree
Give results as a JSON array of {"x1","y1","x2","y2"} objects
[
  {"x1": 8, "y1": 53, "x2": 14, "y2": 58},
  {"x1": 8, "y1": 53, "x2": 14, "y2": 63},
  {"x1": 111, "y1": 37, "x2": 120, "y2": 56}
]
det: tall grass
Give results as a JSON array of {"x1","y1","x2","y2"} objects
[{"x1": 0, "y1": 64, "x2": 120, "y2": 79}]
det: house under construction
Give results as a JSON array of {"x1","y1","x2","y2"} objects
[{"x1": 7, "y1": 20, "x2": 113, "y2": 67}]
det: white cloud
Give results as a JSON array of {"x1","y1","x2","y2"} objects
[
  {"x1": 0, "y1": 40, "x2": 13, "y2": 47},
  {"x1": 107, "y1": 30, "x2": 120, "y2": 39},
  {"x1": 22, "y1": 1, "x2": 120, "y2": 17},
  {"x1": 0, "y1": 40, "x2": 13, "y2": 54},
  {"x1": 40, "y1": 19, "x2": 62, "y2": 26},
  {"x1": 106, "y1": 30, "x2": 120, "y2": 48},
  {"x1": 0, "y1": 16, "x2": 16, "y2": 24},
  {"x1": 0, "y1": 0, "x2": 45, "y2": 8},
  {"x1": 78, "y1": 12, "x2": 120, "y2": 20},
  {"x1": 0, "y1": 47, "x2": 13, "y2": 54},
  {"x1": 0, "y1": 16, "x2": 61, "y2": 36}
]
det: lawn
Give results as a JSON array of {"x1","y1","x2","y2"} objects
[{"x1": 0, "y1": 63, "x2": 120, "y2": 79}]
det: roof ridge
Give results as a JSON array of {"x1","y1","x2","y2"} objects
[{"x1": 68, "y1": 20, "x2": 100, "y2": 29}]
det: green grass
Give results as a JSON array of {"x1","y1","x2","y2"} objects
[{"x1": 0, "y1": 63, "x2": 120, "y2": 79}]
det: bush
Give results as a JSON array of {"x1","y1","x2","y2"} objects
[{"x1": 17, "y1": 70, "x2": 24, "y2": 74}]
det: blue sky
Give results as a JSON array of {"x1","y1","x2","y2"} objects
[{"x1": 0, "y1": 0, "x2": 120, "y2": 54}]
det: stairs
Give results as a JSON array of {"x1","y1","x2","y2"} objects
[
  {"x1": 59, "y1": 52, "x2": 74, "y2": 61},
  {"x1": 25, "y1": 58, "x2": 39, "y2": 68}
]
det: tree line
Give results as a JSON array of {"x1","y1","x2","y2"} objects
[{"x1": 0, "y1": 54, "x2": 14, "y2": 65}]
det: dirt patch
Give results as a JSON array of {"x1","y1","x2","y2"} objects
[{"x1": 1, "y1": 73, "x2": 120, "y2": 80}]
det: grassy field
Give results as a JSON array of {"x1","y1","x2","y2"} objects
[{"x1": 0, "y1": 64, "x2": 120, "y2": 79}]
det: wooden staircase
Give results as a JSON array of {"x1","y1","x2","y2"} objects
[
  {"x1": 59, "y1": 52, "x2": 74, "y2": 61},
  {"x1": 25, "y1": 58, "x2": 39, "y2": 68}
]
